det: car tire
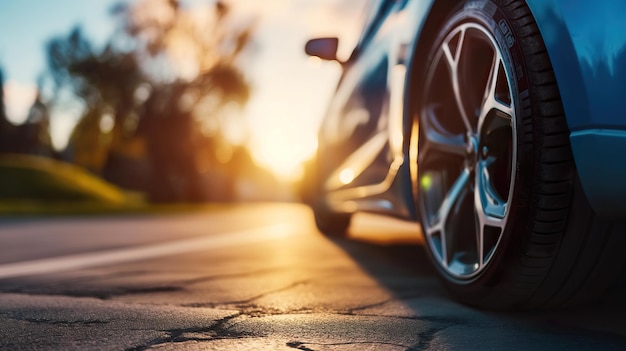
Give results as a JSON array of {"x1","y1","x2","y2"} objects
[
  {"x1": 413, "y1": 0, "x2": 626, "y2": 309},
  {"x1": 312, "y1": 201, "x2": 352, "y2": 237}
]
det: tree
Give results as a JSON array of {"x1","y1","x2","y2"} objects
[
  {"x1": 21, "y1": 88, "x2": 54, "y2": 157},
  {"x1": 47, "y1": 27, "x2": 145, "y2": 171},
  {"x1": 0, "y1": 67, "x2": 14, "y2": 153},
  {"x1": 45, "y1": 0, "x2": 254, "y2": 201},
  {"x1": 115, "y1": 0, "x2": 253, "y2": 201}
]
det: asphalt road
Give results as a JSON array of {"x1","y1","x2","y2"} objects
[{"x1": 0, "y1": 203, "x2": 625, "y2": 350}]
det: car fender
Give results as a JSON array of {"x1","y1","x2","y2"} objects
[{"x1": 527, "y1": 0, "x2": 626, "y2": 215}]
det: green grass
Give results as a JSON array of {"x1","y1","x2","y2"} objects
[
  {"x1": 0, "y1": 154, "x2": 244, "y2": 216},
  {"x1": 0, "y1": 200, "x2": 239, "y2": 216},
  {"x1": 0, "y1": 154, "x2": 141, "y2": 215}
]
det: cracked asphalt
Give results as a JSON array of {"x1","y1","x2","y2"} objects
[{"x1": 0, "y1": 203, "x2": 625, "y2": 350}]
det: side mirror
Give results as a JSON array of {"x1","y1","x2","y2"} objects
[{"x1": 305, "y1": 37, "x2": 339, "y2": 61}]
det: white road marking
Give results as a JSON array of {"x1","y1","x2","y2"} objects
[{"x1": 0, "y1": 223, "x2": 295, "y2": 279}]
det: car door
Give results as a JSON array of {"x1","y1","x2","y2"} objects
[{"x1": 319, "y1": 0, "x2": 406, "y2": 194}]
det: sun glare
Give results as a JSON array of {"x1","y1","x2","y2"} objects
[{"x1": 250, "y1": 126, "x2": 318, "y2": 182}]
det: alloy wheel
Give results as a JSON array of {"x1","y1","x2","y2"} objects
[{"x1": 418, "y1": 22, "x2": 517, "y2": 280}]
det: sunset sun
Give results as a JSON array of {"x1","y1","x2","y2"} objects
[{"x1": 249, "y1": 122, "x2": 319, "y2": 182}]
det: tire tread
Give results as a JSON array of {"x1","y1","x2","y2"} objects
[{"x1": 496, "y1": 0, "x2": 626, "y2": 309}]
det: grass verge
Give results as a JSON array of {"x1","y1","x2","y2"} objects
[
  {"x1": 0, "y1": 153, "x2": 139, "y2": 215},
  {"x1": 0, "y1": 154, "x2": 246, "y2": 216}
]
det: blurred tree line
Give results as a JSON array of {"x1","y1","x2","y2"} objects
[{"x1": 0, "y1": 0, "x2": 261, "y2": 202}]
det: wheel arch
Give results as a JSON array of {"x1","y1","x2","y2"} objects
[{"x1": 525, "y1": 0, "x2": 626, "y2": 216}]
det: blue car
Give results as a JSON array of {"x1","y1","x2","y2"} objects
[{"x1": 305, "y1": 0, "x2": 626, "y2": 309}]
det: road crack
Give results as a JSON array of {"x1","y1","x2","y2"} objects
[
  {"x1": 286, "y1": 340, "x2": 410, "y2": 350},
  {"x1": 179, "y1": 268, "x2": 285, "y2": 286},
  {"x1": 125, "y1": 313, "x2": 252, "y2": 351},
  {"x1": 0, "y1": 284, "x2": 184, "y2": 300},
  {"x1": 343, "y1": 292, "x2": 447, "y2": 315},
  {"x1": 406, "y1": 325, "x2": 448, "y2": 351},
  {"x1": 405, "y1": 317, "x2": 468, "y2": 350},
  {"x1": 4, "y1": 315, "x2": 110, "y2": 327},
  {"x1": 183, "y1": 279, "x2": 311, "y2": 310}
]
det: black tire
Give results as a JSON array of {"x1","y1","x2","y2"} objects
[
  {"x1": 414, "y1": 0, "x2": 626, "y2": 309},
  {"x1": 304, "y1": 154, "x2": 353, "y2": 237},
  {"x1": 312, "y1": 202, "x2": 352, "y2": 237}
]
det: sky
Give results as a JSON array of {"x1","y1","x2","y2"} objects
[
  {"x1": 0, "y1": 0, "x2": 118, "y2": 154},
  {"x1": 0, "y1": 0, "x2": 368, "y2": 180}
]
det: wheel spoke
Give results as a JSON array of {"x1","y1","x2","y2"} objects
[
  {"x1": 473, "y1": 159, "x2": 508, "y2": 268},
  {"x1": 474, "y1": 208, "x2": 485, "y2": 269},
  {"x1": 426, "y1": 169, "x2": 471, "y2": 266},
  {"x1": 478, "y1": 52, "x2": 513, "y2": 134},
  {"x1": 419, "y1": 107, "x2": 466, "y2": 163},
  {"x1": 474, "y1": 158, "x2": 507, "y2": 226},
  {"x1": 442, "y1": 29, "x2": 473, "y2": 134}
]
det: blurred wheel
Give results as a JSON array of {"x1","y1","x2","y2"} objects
[
  {"x1": 312, "y1": 201, "x2": 352, "y2": 237},
  {"x1": 307, "y1": 157, "x2": 352, "y2": 237}
]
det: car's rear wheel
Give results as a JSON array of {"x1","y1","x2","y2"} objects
[
  {"x1": 414, "y1": 0, "x2": 626, "y2": 309},
  {"x1": 306, "y1": 160, "x2": 352, "y2": 237},
  {"x1": 312, "y1": 202, "x2": 352, "y2": 237}
]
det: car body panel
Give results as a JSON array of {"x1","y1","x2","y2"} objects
[
  {"x1": 568, "y1": 130, "x2": 626, "y2": 215},
  {"x1": 319, "y1": 0, "x2": 434, "y2": 218},
  {"x1": 526, "y1": 0, "x2": 626, "y2": 214}
]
